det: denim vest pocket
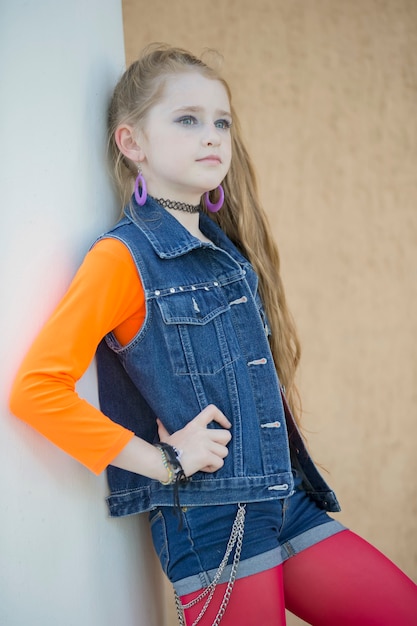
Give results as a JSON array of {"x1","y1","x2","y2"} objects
[{"x1": 156, "y1": 288, "x2": 239, "y2": 375}]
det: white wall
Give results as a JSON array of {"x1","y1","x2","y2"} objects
[{"x1": 0, "y1": 2, "x2": 164, "y2": 625}]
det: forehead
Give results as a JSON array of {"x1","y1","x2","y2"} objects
[{"x1": 155, "y1": 72, "x2": 231, "y2": 113}]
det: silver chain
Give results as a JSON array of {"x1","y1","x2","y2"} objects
[{"x1": 175, "y1": 503, "x2": 246, "y2": 626}]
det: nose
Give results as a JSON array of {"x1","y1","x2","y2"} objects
[{"x1": 202, "y1": 124, "x2": 221, "y2": 147}]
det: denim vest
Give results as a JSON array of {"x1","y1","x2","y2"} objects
[{"x1": 95, "y1": 197, "x2": 340, "y2": 517}]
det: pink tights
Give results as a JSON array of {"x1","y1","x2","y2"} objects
[{"x1": 180, "y1": 530, "x2": 417, "y2": 625}]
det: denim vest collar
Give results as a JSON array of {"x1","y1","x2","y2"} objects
[{"x1": 126, "y1": 196, "x2": 247, "y2": 264}]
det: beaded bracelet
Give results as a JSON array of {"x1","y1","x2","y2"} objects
[
  {"x1": 155, "y1": 442, "x2": 190, "y2": 529},
  {"x1": 155, "y1": 443, "x2": 187, "y2": 484},
  {"x1": 156, "y1": 446, "x2": 175, "y2": 485}
]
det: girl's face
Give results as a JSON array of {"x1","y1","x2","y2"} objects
[{"x1": 135, "y1": 72, "x2": 232, "y2": 203}]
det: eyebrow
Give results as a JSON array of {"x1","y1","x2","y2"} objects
[{"x1": 173, "y1": 105, "x2": 232, "y2": 117}]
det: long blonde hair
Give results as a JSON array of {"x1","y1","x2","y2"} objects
[{"x1": 107, "y1": 44, "x2": 302, "y2": 423}]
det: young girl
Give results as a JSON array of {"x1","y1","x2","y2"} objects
[{"x1": 10, "y1": 44, "x2": 417, "y2": 626}]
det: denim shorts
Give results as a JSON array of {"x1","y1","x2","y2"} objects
[{"x1": 149, "y1": 471, "x2": 346, "y2": 595}]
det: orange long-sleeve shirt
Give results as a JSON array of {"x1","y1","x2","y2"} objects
[{"x1": 9, "y1": 238, "x2": 147, "y2": 475}]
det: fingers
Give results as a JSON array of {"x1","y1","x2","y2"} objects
[
  {"x1": 157, "y1": 418, "x2": 170, "y2": 442},
  {"x1": 195, "y1": 404, "x2": 232, "y2": 430},
  {"x1": 199, "y1": 439, "x2": 230, "y2": 473},
  {"x1": 200, "y1": 461, "x2": 225, "y2": 473},
  {"x1": 209, "y1": 440, "x2": 230, "y2": 460},
  {"x1": 156, "y1": 405, "x2": 232, "y2": 478}
]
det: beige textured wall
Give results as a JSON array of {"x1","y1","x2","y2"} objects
[{"x1": 122, "y1": 1, "x2": 417, "y2": 623}]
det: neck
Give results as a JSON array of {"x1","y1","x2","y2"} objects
[{"x1": 151, "y1": 196, "x2": 212, "y2": 244}]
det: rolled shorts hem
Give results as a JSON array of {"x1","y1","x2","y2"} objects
[
  {"x1": 280, "y1": 519, "x2": 346, "y2": 560},
  {"x1": 173, "y1": 519, "x2": 346, "y2": 596}
]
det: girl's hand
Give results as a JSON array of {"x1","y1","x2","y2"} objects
[{"x1": 157, "y1": 405, "x2": 232, "y2": 477}]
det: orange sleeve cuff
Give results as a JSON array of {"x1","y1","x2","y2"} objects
[{"x1": 89, "y1": 429, "x2": 136, "y2": 475}]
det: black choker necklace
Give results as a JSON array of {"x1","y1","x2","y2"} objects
[{"x1": 151, "y1": 195, "x2": 201, "y2": 214}]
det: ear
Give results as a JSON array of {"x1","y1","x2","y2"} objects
[{"x1": 114, "y1": 124, "x2": 145, "y2": 163}]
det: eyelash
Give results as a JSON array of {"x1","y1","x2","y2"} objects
[
  {"x1": 215, "y1": 119, "x2": 232, "y2": 130},
  {"x1": 176, "y1": 116, "x2": 232, "y2": 130}
]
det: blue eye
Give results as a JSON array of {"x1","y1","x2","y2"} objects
[
  {"x1": 177, "y1": 115, "x2": 198, "y2": 125},
  {"x1": 215, "y1": 119, "x2": 232, "y2": 130}
]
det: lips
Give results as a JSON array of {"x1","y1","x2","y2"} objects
[{"x1": 197, "y1": 155, "x2": 222, "y2": 164}]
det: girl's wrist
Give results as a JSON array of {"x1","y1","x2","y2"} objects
[
  {"x1": 154, "y1": 443, "x2": 187, "y2": 485},
  {"x1": 155, "y1": 444, "x2": 175, "y2": 484}
]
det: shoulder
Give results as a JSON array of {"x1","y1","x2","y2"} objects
[
  {"x1": 90, "y1": 237, "x2": 136, "y2": 267},
  {"x1": 74, "y1": 237, "x2": 140, "y2": 298}
]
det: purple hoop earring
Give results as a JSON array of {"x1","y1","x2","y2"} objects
[
  {"x1": 204, "y1": 185, "x2": 224, "y2": 213},
  {"x1": 134, "y1": 172, "x2": 147, "y2": 206}
]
